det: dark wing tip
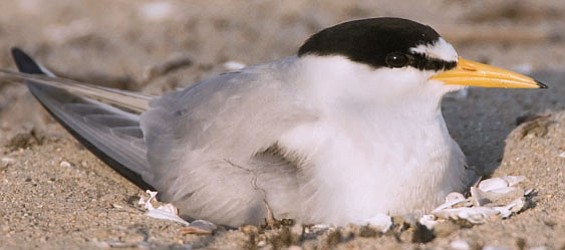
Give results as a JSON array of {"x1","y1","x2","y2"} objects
[{"x1": 11, "y1": 47, "x2": 44, "y2": 75}]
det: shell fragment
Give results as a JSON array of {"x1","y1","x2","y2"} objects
[
  {"x1": 423, "y1": 176, "x2": 530, "y2": 228},
  {"x1": 139, "y1": 190, "x2": 189, "y2": 226}
]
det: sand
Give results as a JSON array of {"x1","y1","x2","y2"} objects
[{"x1": 1, "y1": 1, "x2": 564, "y2": 249}]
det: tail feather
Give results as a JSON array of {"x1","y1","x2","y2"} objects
[
  {"x1": 0, "y1": 69, "x2": 151, "y2": 113},
  {"x1": 8, "y1": 48, "x2": 155, "y2": 190}
]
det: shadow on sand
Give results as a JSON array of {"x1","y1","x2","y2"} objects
[{"x1": 443, "y1": 70, "x2": 565, "y2": 175}]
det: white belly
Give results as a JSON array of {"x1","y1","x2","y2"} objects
[{"x1": 278, "y1": 114, "x2": 468, "y2": 225}]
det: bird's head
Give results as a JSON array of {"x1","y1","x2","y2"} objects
[{"x1": 297, "y1": 17, "x2": 545, "y2": 107}]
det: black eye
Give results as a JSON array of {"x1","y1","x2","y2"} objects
[{"x1": 385, "y1": 52, "x2": 410, "y2": 68}]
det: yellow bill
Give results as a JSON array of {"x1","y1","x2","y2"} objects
[{"x1": 431, "y1": 57, "x2": 547, "y2": 89}]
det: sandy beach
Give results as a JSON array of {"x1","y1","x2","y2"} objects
[{"x1": 1, "y1": 1, "x2": 564, "y2": 249}]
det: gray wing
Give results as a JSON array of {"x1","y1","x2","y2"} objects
[
  {"x1": 140, "y1": 58, "x2": 319, "y2": 225},
  {"x1": 9, "y1": 48, "x2": 154, "y2": 190},
  {"x1": 9, "y1": 48, "x2": 318, "y2": 226}
]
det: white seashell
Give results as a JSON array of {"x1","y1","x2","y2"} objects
[
  {"x1": 478, "y1": 177, "x2": 509, "y2": 192},
  {"x1": 433, "y1": 207, "x2": 500, "y2": 224},
  {"x1": 422, "y1": 176, "x2": 531, "y2": 227},
  {"x1": 140, "y1": 190, "x2": 190, "y2": 226},
  {"x1": 494, "y1": 198, "x2": 526, "y2": 218},
  {"x1": 146, "y1": 204, "x2": 190, "y2": 226},
  {"x1": 492, "y1": 206, "x2": 512, "y2": 218},
  {"x1": 487, "y1": 186, "x2": 520, "y2": 194},
  {"x1": 432, "y1": 192, "x2": 468, "y2": 213},
  {"x1": 471, "y1": 186, "x2": 525, "y2": 207},
  {"x1": 477, "y1": 176, "x2": 525, "y2": 192},
  {"x1": 501, "y1": 176, "x2": 526, "y2": 187},
  {"x1": 138, "y1": 196, "x2": 147, "y2": 205}
]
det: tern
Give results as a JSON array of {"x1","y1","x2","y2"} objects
[{"x1": 3, "y1": 17, "x2": 545, "y2": 227}]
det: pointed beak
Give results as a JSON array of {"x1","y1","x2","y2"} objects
[{"x1": 430, "y1": 57, "x2": 547, "y2": 89}]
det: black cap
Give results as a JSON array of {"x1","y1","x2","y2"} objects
[{"x1": 298, "y1": 17, "x2": 455, "y2": 71}]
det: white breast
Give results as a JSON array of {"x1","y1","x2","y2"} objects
[
  {"x1": 275, "y1": 55, "x2": 469, "y2": 225},
  {"x1": 278, "y1": 105, "x2": 467, "y2": 225}
]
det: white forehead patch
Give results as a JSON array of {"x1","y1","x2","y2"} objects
[{"x1": 410, "y1": 38, "x2": 458, "y2": 62}]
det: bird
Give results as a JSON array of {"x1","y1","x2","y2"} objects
[{"x1": 3, "y1": 17, "x2": 545, "y2": 227}]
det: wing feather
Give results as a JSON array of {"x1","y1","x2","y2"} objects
[{"x1": 9, "y1": 48, "x2": 154, "y2": 190}]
